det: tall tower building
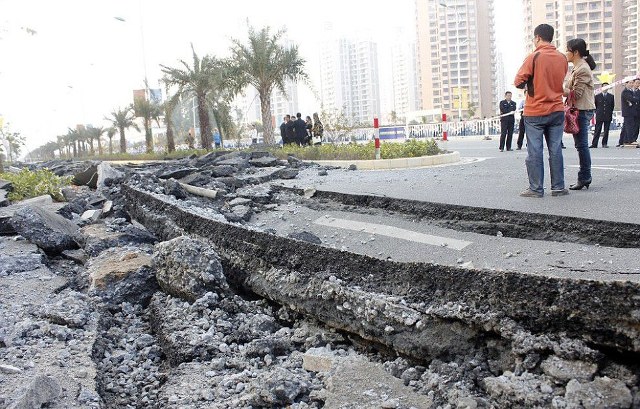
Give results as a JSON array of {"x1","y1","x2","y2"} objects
[
  {"x1": 319, "y1": 33, "x2": 381, "y2": 125},
  {"x1": 416, "y1": 0, "x2": 498, "y2": 120},
  {"x1": 390, "y1": 40, "x2": 421, "y2": 120},
  {"x1": 522, "y1": 0, "x2": 623, "y2": 79}
]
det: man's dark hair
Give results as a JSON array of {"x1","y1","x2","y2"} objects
[
  {"x1": 296, "y1": 112, "x2": 302, "y2": 118},
  {"x1": 602, "y1": 82, "x2": 609, "y2": 86},
  {"x1": 534, "y1": 24, "x2": 554, "y2": 43},
  {"x1": 505, "y1": 91, "x2": 512, "y2": 96}
]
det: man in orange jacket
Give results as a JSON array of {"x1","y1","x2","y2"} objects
[{"x1": 514, "y1": 24, "x2": 569, "y2": 198}]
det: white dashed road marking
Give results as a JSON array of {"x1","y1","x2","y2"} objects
[{"x1": 314, "y1": 217, "x2": 472, "y2": 250}]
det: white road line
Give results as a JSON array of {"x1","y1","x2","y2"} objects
[{"x1": 314, "y1": 217, "x2": 472, "y2": 250}]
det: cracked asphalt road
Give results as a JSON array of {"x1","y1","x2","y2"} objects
[{"x1": 253, "y1": 135, "x2": 640, "y2": 282}]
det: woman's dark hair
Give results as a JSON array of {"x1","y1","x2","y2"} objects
[{"x1": 567, "y1": 38, "x2": 596, "y2": 70}]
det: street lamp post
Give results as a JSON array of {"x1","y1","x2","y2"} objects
[{"x1": 439, "y1": 1, "x2": 464, "y2": 121}]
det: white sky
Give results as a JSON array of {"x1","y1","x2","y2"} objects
[{"x1": 0, "y1": 0, "x2": 523, "y2": 153}]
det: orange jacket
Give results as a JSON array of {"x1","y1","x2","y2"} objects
[{"x1": 514, "y1": 43, "x2": 568, "y2": 116}]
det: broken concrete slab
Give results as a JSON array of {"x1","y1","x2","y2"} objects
[
  {"x1": 163, "y1": 179, "x2": 188, "y2": 199},
  {"x1": 81, "y1": 209, "x2": 102, "y2": 223},
  {"x1": 0, "y1": 179, "x2": 12, "y2": 191},
  {"x1": 541, "y1": 356, "x2": 597, "y2": 383},
  {"x1": 249, "y1": 156, "x2": 279, "y2": 167},
  {"x1": 153, "y1": 236, "x2": 229, "y2": 302},
  {"x1": 75, "y1": 222, "x2": 156, "y2": 257},
  {"x1": 96, "y1": 162, "x2": 124, "y2": 188},
  {"x1": 0, "y1": 237, "x2": 45, "y2": 275},
  {"x1": 564, "y1": 377, "x2": 632, "y2": 409},
  {"x1": 10, "y1": 205, "x2": 79, "y2": 255},
  {"x1": 209, "y1": 165, "x2": 236, "y2": 177},
  {"x1": 86, "y1": 246, "x2": 157, "y2": 307},
  {"x1": 321, "y1": 353, "x2": 434, "y2": 409},
  {"x1": 8, "y1": 374, "x2": 61, "y2": 409},
  {"x1": 73, "y1": 163, "x2": 98, "y2": 188}
]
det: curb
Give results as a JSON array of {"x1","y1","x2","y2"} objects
[{"x1": 308, "y1": 151, "x2": 461, "y2": 170}]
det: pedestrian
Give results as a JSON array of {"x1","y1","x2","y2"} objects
[
  {"x1": 514, "y1": 23, "x2": 569, "y2": 198},
  {"x1": 213, "y1": 128, "x2": 221, "y2": 149},
  {"x1": 633, "y1": 78, "x2": 640, "y2": 144},
  {"x1": 279, "y1": 115, "x2": 289, "y2": 145},
  {"x1": 617, "y1": 80, "x2": 637, "y2": 147},
  {"x1": 305, "y1": 115, "x2": 313, "y2": 145},
  {"x1": 249, "y1": 124, "x2": 258, "y2": 145},
  {"x1": 590, "y1": 83, "x2": 614, "y2": 148},
  {"x1": 563, "y1": 38, "x2": 596, "y2": 191},
  {"x1": 516, "y1": 95, "x2": 526, "y2": 150},
  {"x1": 293, "y1": 113, "x2": 307, "y2": 146},
  {"x1": 499, "y1": 91, "x2": 517, "y2": 151},
  {"x1": 286, "y1": 114, "x2": 296, "y2": 145},
  {"x1": 312, "y1": 112, "x2": 323, "y2": 145}
]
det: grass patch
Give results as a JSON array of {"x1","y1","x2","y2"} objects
[
  {"x1": 0, "y1": 168, "x2": 72, "y2": 202},
  {"x1": 271, "y1": 139, "x2": 441, "y2": 161}
]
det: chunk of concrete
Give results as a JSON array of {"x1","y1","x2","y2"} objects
[
  {"x1": 96, "y1": 162, "x2": 124, "y2": 188},
  {"x1": 564, "y1": 377, "x2": 632, "y2": 409},
  {"x1": 153, "y1": 236, "x2": 229, "y2": 302},
  {"x1": 81, "y1": 209, "x2": 102, "y2": 222},
  {"x1": 541, "y1": 356, "x2": 597, "y2": 383},
  {"x1": 87, "y1": 247, "x2": 157, "y2": 307},
  {"x1": 8, "y1": 375, "x2": 61, "y2": 409},
  {"x1": 0, "y1": 189, "x2": 9, "y2": 207},
  {"x1": 303, "y1": 347, "x2": 338, "y2": 372},
  {"x1": 10, "y1": 205, "x2": 79, "y2": 255},
  {"x1": 73, "y1": 163, "x2": 98, "y2": 188}
]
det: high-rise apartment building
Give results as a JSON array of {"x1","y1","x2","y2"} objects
[
  {"x1": 390, "y1": 40, "x2": 421, "y2": 120},
  {"x1": 522, "y1": 0, "x2": 624, "y2": 78},
  {"x1": 319, "y1": 34, "x2": 381, "y2": 125},
  {"x1": 415, "y1": 0, "x2": 498, "y2": 120}
]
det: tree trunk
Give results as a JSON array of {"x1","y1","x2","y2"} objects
[
  {"x1": 259, "y1": 90, "x2": 274, "y2": 145},
  {"x1": 166, "y1": 120, "x2": 175, "y2": 153},
  {"x1": 97, "y1": 138, "x2": 103, "y2": 156},
  {"x1": 109, "y1": 137, "x2": 113, "y2": 155},
  {"x1": 197, "y1": 94, "x2": 211, "y2": 150},
  {"x1": 72, "y1": 141, "x2": 77, "y2": 158},
  {"x1": 145, "y1": 119, "x2": 153, "y2": 154},
  {"x1": 88, "y1": 138, "x2": 95, "y2": 155},
  {"x1": 119, "y1": 128, "x2": 127, "y2": 153}
]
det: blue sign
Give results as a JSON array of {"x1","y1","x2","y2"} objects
[{"x1": 378, "y1": 126, "x2": 406, "y2": 140}]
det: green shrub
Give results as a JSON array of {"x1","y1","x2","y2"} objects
[
  {"x1": 0, "y1": 168, "x2": 72, "y2": 202},
  {"x1": 270, "y1": 139, "x2": 440, "y2": 161}
]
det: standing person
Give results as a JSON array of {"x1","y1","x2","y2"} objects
[
  {"x1": 293, "y1": 113, "x2": 307, "y2": 146},
  {"x1": 305, "y1": 115, "x2": 313, "y2": 145},
  {"x1": 514, "y1": 24, "x2": 569, "y2": 198},
  {"x1": 249, "y1": 124, "x2": 258, "y2": 145},
  {"x1": 516, "y1": 96, "x2": 526, "y2": 150},
  {"x1": 213, "y1": 128, "x2": 222, "y2": 149},
  {"x1": 564, "y1": 38, "x2": 596, "y2": 190},
  {"x1": 617, "y1": 80, "x2": 637, "y2": 147},
  {"x1": 498, "y1": 91, "x2": 517, "y2": 151},
  {"x1": 286, "y1": 114, "x2": 296, "y2": 145},
  {"x1": 279, "y1": 115, "x2": 289, "y2": 145},
  {"x1": 591, "y1": 83, "x2": 614, "y2": 148},
  {"x1": 312, "y1": 112, "x2": 323, "y2": 145},
  {"x1": 633, "y1": 78, "x2": 640, "y2": 144}
]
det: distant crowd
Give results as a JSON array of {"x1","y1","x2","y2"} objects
[{"x1": 280, "y1": 113, "x2": 323, "y2": 146}]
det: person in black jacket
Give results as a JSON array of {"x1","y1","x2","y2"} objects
[
  {"x1": 590, "y1": 83, "x2": 614, "y2": 148},
  {"x1": 279, "y1": 115, "x2": 289, "y2": 145},
  {"x1": 293, "y1": 113, "x2": 307, "y2": 146},
  {"x1": 617, "y1": 80, "x2": 638, "y2": 146},
  {"x1": 286, "y1": 114, "x2": 296, "y2": 144},
  {"x1": 498, "y1": 91, "x2": 517, "y2": 151}
]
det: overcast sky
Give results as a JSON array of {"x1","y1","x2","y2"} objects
[{"x1": 0, "y1": 0, "x2": 523, "y2": 153}]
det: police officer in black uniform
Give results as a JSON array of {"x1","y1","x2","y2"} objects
[
  {"x1": 590, "y1": 83, "x2": 614, "y2": 148},
  {"x1": 499, "y1": 91, "x2": 517, "y2": 151}
]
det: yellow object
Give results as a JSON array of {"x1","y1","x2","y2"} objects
[
  {"x1": 596, "y1": 72, "x2": 616, "y2": 84},
  {"x1": 452, "y1": 87, "x2": 469, "y2": 109}
]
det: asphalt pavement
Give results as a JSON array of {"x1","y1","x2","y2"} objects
[{"x1": 260, "y1": 131, "x2": 640, "y2": 281}]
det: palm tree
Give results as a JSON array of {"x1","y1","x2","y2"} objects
[
  {"x1": 229, "y1": 26, "x2": 308, "y2": 145},
  {"x1": 106, "y1": 106, "x2": 139, "y2": 153},
  {"x1": 65, "y1": 128, "x2": 80, "y2": 158},
  {"x1": 162, "y1": 93, "x2": 180, "y2": 153},
  {"x1": 85, "y1": 126, "x2": 106, "y2": 156},
  {"x1": 161, "y1": 45, "x2": 231, "y2": 150},
  {"x1": 106, "y1": 127, "x2": 116, "y2": 155},
  {"x1": 133, "y1": 97, "x2": 162, "y2": 153}
]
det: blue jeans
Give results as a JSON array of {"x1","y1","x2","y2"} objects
[
  {"x1": 574, "y1": 110, "x2": 594, "y2": 183},
  {"x1": 524, "y1": 111, "x2": 565, "y2": 194}
]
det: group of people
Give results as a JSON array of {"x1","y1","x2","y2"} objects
[
  {"x1": 617, "y1": 78, "x2": 640, "y2": 147},
  {"x1": 279, "y1": 112, "x2": 323, "y2": 146},
  {"x1": 514, "y1": 23, "x2": 597, "y2": 197}
]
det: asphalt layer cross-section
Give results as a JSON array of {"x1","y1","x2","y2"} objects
[{"x1": 256, "y1": 134, "x2": 640, "y2": 283}]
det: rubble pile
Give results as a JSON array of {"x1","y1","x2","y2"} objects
[{"x1": 0, "y1": 150, "x2": 638, "y2": 408}]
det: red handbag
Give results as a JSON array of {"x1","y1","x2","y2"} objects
[{"x1": 564, "y1": 91, "x2": 579, "y2": 134}]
